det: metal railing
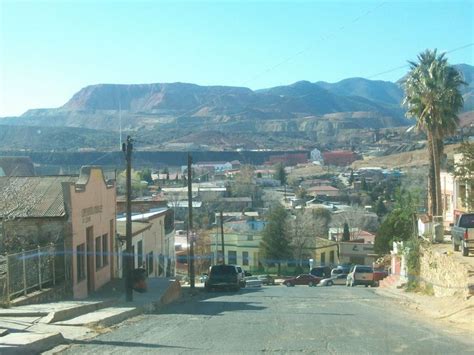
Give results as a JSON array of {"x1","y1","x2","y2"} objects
[{"x1": 0, "y1": 243, "x2": 65, "y2": 306}]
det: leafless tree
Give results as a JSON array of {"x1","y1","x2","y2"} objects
[{"x1": 288, "y1": 209, "x2": 316, "y2": 266}]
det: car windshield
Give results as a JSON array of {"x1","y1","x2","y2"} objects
[
  {"x1": 459, "y1": 214, "x2": 474, "y2": 228},
  {"x1": 210, "y1": 266, "x2": 236, "y2": 276},
  {"x1": 1, "y1": 1, "x2": 472, "y2": 354},
  {"x1": 356, "y1": 267, "x2": 373, "y2": 273}
]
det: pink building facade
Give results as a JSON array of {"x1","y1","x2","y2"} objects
[{"x1": 63, "y1": 166, "x2": 116, "y2": 299}]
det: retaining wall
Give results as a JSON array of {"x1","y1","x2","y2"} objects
[{"x1": 419, "y1": 246, "x2": 474, "y2": 297}]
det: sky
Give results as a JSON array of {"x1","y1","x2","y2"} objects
[{"x1": 0, "y1": 0, "x2": 473, "y2": 116}]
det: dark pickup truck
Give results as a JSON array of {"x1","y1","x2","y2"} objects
[{"x1": 451, "y1": 213, "x2": 474, "y2": 256}]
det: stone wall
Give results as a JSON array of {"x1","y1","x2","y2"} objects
[
  {"x1": 10, "y1": 284, "x2": 71, "y2": 307},
  {"x1": 419, "y1": 246, "x2": 473, "y2": 298},
  {"x1": 1, "y1": 218, "x2": 66, "y2": 252}
]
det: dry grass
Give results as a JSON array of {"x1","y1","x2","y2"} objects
[
  {"x1": 288, "y1": 163, "x2": 327, "y2": 179},
  {"x1": 352, "y1": 143, "x2": 461, "y2": 170}
]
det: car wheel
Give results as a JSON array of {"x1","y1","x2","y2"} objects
[
  {"x1": 308, "y1": 281, "x2": 314, "y2": 287},
  {"x1": 327, "y1": 281, "x2": 333, "y2": 286},
  {"x1": 462, "y1": 243, "x2": 469, "y2": 256},
  {"x1": 452, "y1": 237, "x2": 460, "y2": 252},
  {"x1": 285, "y1": 282, "x2": 291, "y2": 287}
]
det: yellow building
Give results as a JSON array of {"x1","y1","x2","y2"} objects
[
  {"x1": 210, "y1": 231, "x2": 262, "y2": 272},
  {"x1": 310, "y1": 237, "x2": 339, "y2": 266}
]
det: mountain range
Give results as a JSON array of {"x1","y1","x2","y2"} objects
[{"x1": 0, "y1": 64, "x2": 472, "y2": 151}]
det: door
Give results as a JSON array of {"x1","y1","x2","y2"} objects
[{"x1": 86, "y1": 226, "x2": 95, "y2": 294}]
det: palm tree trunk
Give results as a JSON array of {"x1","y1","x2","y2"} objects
[
  {"x1": 427, "y1": 132, "x2": 436, "y2": 216},
  {"x1": 434, "y1": 136, "x2": 443, "y2": 220},
  {"x1": 431, "y1": 133, "x2": 443, "y2": 219}
]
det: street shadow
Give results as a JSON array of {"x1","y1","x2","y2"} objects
[
  {"x1": 155, "y1": 297, "x2": 266, "y2": 316},
  {"x1": 181, "y1": 285, "x2": 264, "y2": 300},
  {"x1": 68, "y1": 339, "x2": 196, "y2": 350},
  {"x1": 153, "y1": 288, "x2": 266, "y2": 316}
]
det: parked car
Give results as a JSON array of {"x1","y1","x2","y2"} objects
[
  {"x1": 331, "y1": 265, "x2": 352, "y2": 276},
  {"x1": 257, "y1": 274, "x2": 275, "y2": 285},
  {"x1": 373, "y1": 269, "x2": 388, "y2": 283},
  {"x1": 310, "y1": 266, "x2": 331, "y2": 278},
  {"x1": 231, "y1": 265, "x2": 247, "y2": 288},
  {"x1": 319, "y1": 274, "x2": 348, "y2": 286},
  {"x1": 451, "y1": 213, "x2": 474, "y2": 256},
  {"x1": 346, "y1": 265, "x2": 376, "y2": 287},
  {"x1": 205, "y1": 264, "x2": 241, "y2": 291},
  {"x1": 283, "y1": 274, "x2": 321, "y2": 287},
  {"x1": 244, "y1": 276, "x2": 263, "y2": 288}
]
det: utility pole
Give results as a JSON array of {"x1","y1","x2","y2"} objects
[
  {"x1": 122, "y1": 136, "x2": 133, "y2": 302},
  {"x1": 220, "y1": 211, "x2": 225, "y2": 264},
  {"x1": 187, "y1": 154, "x2": 195, "y2": 289}
]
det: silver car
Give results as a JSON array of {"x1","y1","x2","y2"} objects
[
  {"x1": 244, "y1": 276, "x2": 263, "y2": 288},
  {"x1": 318, "y1": 274, "x2": 348, "y2": 286}
]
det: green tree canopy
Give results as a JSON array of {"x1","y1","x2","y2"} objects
[
  {"x1": 260, "y1": 204, "x2": 292, "y2": 275},
  {"x1": 342, "y1": 223, "x2": 350, "y2": 241},
  {"x1": 139, "y1": 168, "x2": 153, "y2": 185},
  {"x1": 274, "y1": 163, "x2": 287, "y2": 186},
  {"x1": 374, "y1": 190, "x2": 418, "y2": 254}
]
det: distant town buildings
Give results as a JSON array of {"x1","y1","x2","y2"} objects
[{"x1": 322, "y1": 150, "x2": 360, "y2": 166}]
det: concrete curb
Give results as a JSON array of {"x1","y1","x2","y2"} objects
[
  {"x1": 0, "y1": 332, "x2": 65, "y2": 354},
  {"x1": 43, "y1": 299, "x2": 117, "y2": 324}
]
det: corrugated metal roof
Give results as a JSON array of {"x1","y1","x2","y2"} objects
[{"x1": 0, "y1": 176, "x2": 77, "y2": 218}]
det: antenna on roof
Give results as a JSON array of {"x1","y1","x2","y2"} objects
[{"x1": 119, "y1": 99, "x2": 122, "y2": 148}]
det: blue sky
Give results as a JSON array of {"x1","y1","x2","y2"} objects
[{"x1": 0, "y1": 0, "x2": 473, "y2": 116}]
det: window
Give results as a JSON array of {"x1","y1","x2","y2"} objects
[
  {"x1": 137, "y1": 240, "x2": 143, "y2": 267},
  {"x1": 102, "y1": 234, "x2": 109, "y2": 266},
  {"x1": 242, "y1": 251, "x2": 249, "y2": 266},
  {"x1": 329, "y1": 250, "x2": 335, "y2": 264},
  {"x1": 228, "y1": 250, "x2": 237, "y2": 265},
  {"x1": 147, "y1": 252, "x2": 154, "y2": 275},
  {"x1": 320, "y1": 252, "x2": 326, "y2": 265},
  {"x1": 95, "y1": 236, "x2": 102, "y2": 270},
  {"x1": 77, "y1": 243, "x2": 86, "y2": 281}
]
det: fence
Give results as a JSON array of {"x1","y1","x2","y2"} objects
[{"x1": 0, "y1": 243, "x2": 66, "y2": 306}]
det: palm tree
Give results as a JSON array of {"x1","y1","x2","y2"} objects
[{"x1": 403, "y1": 49, "x2": 465, "y2": 219}]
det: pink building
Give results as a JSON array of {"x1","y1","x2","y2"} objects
[
  {"x1": 63, "y1": 166, "x2": 116, "y2": 299},
  {"x1": 0, "y1": 166, "x2": 117, "y2": 300}
]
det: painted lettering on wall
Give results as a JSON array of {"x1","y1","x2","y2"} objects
[{"x1": 81, "y1": 205, "x2": 103, "y2": 223}]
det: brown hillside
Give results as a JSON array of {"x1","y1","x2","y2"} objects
[{"x1": 352, "y1": 144, "x2": 461, "y2": 169}]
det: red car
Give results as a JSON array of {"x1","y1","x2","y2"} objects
[{"x1": 283, "y1": 274, "x2": 321, "y2": 287}]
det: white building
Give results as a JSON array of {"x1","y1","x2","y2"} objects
[{"x1": 310, "y1": 148, "x2": 323, "y2": 164}]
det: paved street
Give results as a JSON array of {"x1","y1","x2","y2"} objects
[{"x1": 62, "y1": 285, "x2": 473, "y2": 354}]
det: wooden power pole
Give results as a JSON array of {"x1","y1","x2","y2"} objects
[
  {"x1": 122, "y1": 135, "x2": 133, "y2": 302},
  {"x1": 187, "y1": 154, "x2": 195, "y2": 289},
  {"x1": 220, "y1": 211, "x2": 225, "y2": 264}
]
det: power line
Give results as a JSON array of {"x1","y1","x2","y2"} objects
[
  {"x1": 243, "y1": 1, "x2": 388, "y2": 86},
  {"x1": 367, "y1": 42, "x2": 474, "y2": 80}
]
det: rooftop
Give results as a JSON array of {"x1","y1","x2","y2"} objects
[{"x1": 0, "y1": 175, "x2": 77, "y2": 218}]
